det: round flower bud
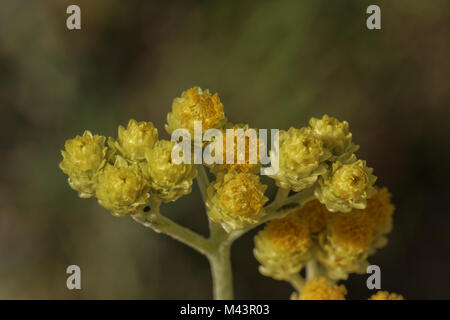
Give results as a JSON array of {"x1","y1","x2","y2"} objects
[
  {"x1": 165, "y1": 87, "x2": 227, "y2": 136},
  {"x1": 141, "y1": 140, "x2": 197, "y2": 202},
  {"x1": 207, "y1": 123, "x2": 261, "y2": 175},
  {"x1": 108, "y1": 119, "x2": 158, "y2": 161},
  {"x1": 316, "y1": 212, "x2": 373, "y2": 280},
  {"x1": 206, "y1": 171, "x2": 268, "y2": 233},
  {"x1": 315, "y1": 158, "x2": 377, "y2": 213},
  {"x1": 59, "y1": 131, "x2": 107, "y2": 198},
  {"x1": 254, "y1": 214, "x2": 312, "y2": 280},
  {"x1": 291, "y1": 277, "x2": 347, "y2": 300},
  {"x1": 295, "y1": 199, "x2": 331, "y2": 235},
  {"x1": 328, "y1": 212, "x2": 373, "y2": 252},
  {"x1": 309, "y1": 115, "x2": 359, "y2": 162},
  {"x1": 369, "y1": 291, "x2": 404, "y2": 300},
  {"x1": 96, "y1": 157, "x2": 150, "y2": 217},
  {"x1": 269, "y1": 127, "x2": 331, "y2": 192}
]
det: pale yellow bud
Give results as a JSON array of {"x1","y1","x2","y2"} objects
[
  {"x1": 109, "y1": 119, "x2": 158, "y2": 161},
  {"x1": 309, "y1": 115, "x2": 359, "y2": 162},
  {"x1": 254, "y1": 214, "x2": 311, "y2": 280},
  {"x1": 166, "y1": 87, "x2": 227, "y2": 136},
  {"x1": 315, "y1": 158, "x2": 377, "y2": 212},
  {"x1": 59, "y1": 131, "x2": 107, "y2": 198},
  {"x1": 206, "y1": 171, "x2": 268, "y2": 232},
  {"x1": 270, "y1": 127, "x2": 331, "y2": 192},
  {"x1": 141, "y1": 140, "x2": 197, "y2": 202},
  {"x1": 96, "y1": 157, "x2": 150, "y2": 216}
]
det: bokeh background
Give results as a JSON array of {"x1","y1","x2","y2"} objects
[{"x1": 0, "y1": 0, "x2": 449, "y2": 299}]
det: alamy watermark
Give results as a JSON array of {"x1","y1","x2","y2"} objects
[{"x1": 170, "y1": 121, "x2": 279, "y2": 175}]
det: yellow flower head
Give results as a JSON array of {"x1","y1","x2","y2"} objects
[
  {"x1": 207, "y1": 123, "x2": 261, "y2": 175},
  {"x1": 254, "y1": 214, "x2": 311, "y2": 280},
  {"x1": 166, "y1": 87, "x2": 227, "y2": 136},
  {"x1": 264, "y1": 214, "x2": 311, "y2": 253},
  {"x1": 96, "y1": 157, "x2": 149, "y2": 216},
  {"x1": 270, "y1": 127, "x2": 331, "y2": 192},
  {"x1": 309, "y1": 115, "x2": 359, "y2": 161},
  {"x1": 109, "y1": 119, "x2": 158, "y2": 161},
  {"x1": 141, "y1": 140, "x2": 197, "y2": 202},
  {"x1": 328, "y1": 212, "x2": 373, "y2": 252},
  {"x1": 206, "y1": 171, "x2": 268, "y2": 232},
  {"x1": 365, "y1": 187, "x2": 395, "y2": 235},
  {"x1": 315, "y1": 158, "x2": 377, "y2": 212},
  {"x1": 316, "y1": 212, "x2": 372, "y2": 280},
  {"x1": 294, "y1": 277, "x2": 347, "y2": 300},
  {"x1": 295, "y1": 199, "x2": 331, "y2": 234},
  {"x1": 369, "y1": 291, "x2": 404, "y2": 300},
  {"x1": 59, "y1": 130, "x2": 107, "y2": 198}
]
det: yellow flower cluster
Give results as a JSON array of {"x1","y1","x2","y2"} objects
[
  {"x1": 60, "y1": 117, "x2": 197, "y2": 216},
  {"x1": 255, "y1": 187, "x2": 396, "y2": 285},
  {"x1": 369, "y1": 291, "x2": 404, "y2": 300},
  {"x1": 290, "y1": 279, "x2": 403, "y2": 300},
  {"x1": 291, "y1": 277, "x2": 347, "y2": 300},
  {"x1": 60, "y1": 87, "x2": 402, "y2": 300},
  {"x1": 317, "y1": 187, "x2": 395, "y2": 280},
  {"x1": 268, "y1": 115, "x2": 377, "y2": 213}
]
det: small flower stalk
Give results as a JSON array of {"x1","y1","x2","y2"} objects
[{"x1": 59, "y1": 87, "x2": 402, "y2": 300}]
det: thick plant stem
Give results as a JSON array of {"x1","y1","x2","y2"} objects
[
  {"x1": 306, "y1": 259, "x2": 319, "y2": 280},
  {"x1": 208, "y1": 242, "x2": 234, "y2": 300}
]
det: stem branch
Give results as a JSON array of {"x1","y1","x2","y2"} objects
[{"x1": 132, "y1": 209, "x2": 213, "y2": 257}]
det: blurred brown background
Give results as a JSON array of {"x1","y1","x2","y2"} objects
[{"x1": 0, "y1": 0, "x2": 449, "y2": 299}]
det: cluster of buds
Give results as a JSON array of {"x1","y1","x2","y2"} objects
[
  {"x1": 290, "y1": 277, "x2": 403, "y2": 300},
  {"x1": 60, "y1": 86, "x2": 402, "y2": 300},
  {"x1": 60, "y1": 119, "x2": 198, "y2": 216},
  {"x1": 165, "y1": 87, "x2": 269, "y2": 233},
  {"x1": 253, "y1": 115, "x2": 400, "y2": 299}
]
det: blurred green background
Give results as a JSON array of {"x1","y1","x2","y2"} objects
[{"x1": 0, "y1": 0, "x2": 449, "y2": 299}]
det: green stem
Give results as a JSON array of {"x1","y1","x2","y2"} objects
[
  {"x1": 133, "y1": 170, "x2": 315, "y2": 300},
  {"x1": 132, "y1": 209, "x2": 213, "y2": 257},
  {"x1": 195, "y1": 164, "x2": 210, "y2": 203},
  {"x1": 273, "y1": 187, "x2": 290, "y2": 207},
  {"x1": 287, "y1": 274, "x2": 305, "y2": 292},
  {"x1": 208, "y1": 242, "x2": 234, "y2": 300},
  {"x1": 306, "y1": 259, "x2": 319, "y2": 280}
]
